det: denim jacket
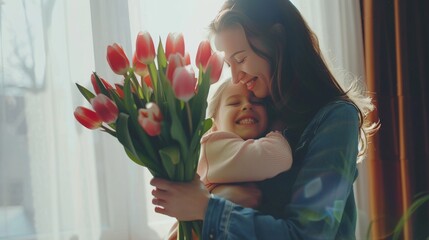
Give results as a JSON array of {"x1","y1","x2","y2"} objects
[{"x1": 202, "y1": 101, "x2": 359, "y2": 240}]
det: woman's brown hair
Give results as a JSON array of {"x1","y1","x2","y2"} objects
[{"x1": 210, "y1": 0, "x2": 378, "y2": 161}]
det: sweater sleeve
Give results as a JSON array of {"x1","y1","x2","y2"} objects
[
  {"x1": 199, "y1": 131, "x2": 292, "y2": 184},
  {"x1": 202, "y1": 102, "x2": 360, "y2": 240}
]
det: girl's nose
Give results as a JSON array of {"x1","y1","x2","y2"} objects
[{"x1": 242, "y1": 102, "x2": 253, "y2": 111}]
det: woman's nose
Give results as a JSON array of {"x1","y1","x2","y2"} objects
[{"x1": 231, "y1": 65, "x2": 246, "y2": 84}]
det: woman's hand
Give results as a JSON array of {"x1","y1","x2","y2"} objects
[
  {"x1": 150, "y1": 176, "x2": 210, "y2": 221},
  {"x1": 211, "y1": 183, "x2": 262, "y2": 208}
]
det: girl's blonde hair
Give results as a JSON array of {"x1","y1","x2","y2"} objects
[{"x1": 206, "y1": 80, "x2": 232, "y2": 120}]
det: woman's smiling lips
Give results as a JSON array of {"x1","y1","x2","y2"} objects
[{"x1": 241, "y1": 77, "x2": 258, "y2": 90}]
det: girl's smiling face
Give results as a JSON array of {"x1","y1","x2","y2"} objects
[
  {"x1": 216, "y1": 25, "x2": 272, "y2": 99},
  {"x1": 214, "y1": 83, "x2": 268, "y2": 140}
]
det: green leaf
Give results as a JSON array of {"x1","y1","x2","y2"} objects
[
  {"x1": 93, "y1": 72, "x2": 111, "y2": 97},
  {"x1": 157, "y1": 37, "x2": 167, "y2": 70},
  {"x1": 162, "y1": 77, "x2": 188, "y2": 159},
  {"x1": 75, "y1": 83, "x2": 95, "y2": 103},
  {"x1": 117, "y1": 113, "x2": 162, "y2": 176},
  {"x1": 116, "y1": 113, "x2": 143, "y2": 166},
  {"x1": 146, "y1": 62, "x2": 158, "y2": 95},
  {"x1": 190, "y1": 118, "x2": 212, "y2": 157},
  {"x1": 189, "y1": 70, "x2": 211, "y2": 133},
  {"x1": 159, "y1": 146, "x2": 180, "y2": 179},
  {"x1": 123, "y1": 76, "x2": 137, "y2": 114},
  {"x1": 392, "y1": 193, "x2": 429, "y2": 240},
  {"x1": 109, "y1": 89, "x2": 128, "y2": 114}
]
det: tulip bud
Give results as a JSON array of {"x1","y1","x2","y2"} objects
[
  {"x1": 195, "y1": 40, "x2": 212, "y2": 69},
  {"x1": 166, "y1": 53, "x2": 186, "y2": 83},
  {"x1": 138, "y1": 106, "x2": 162, "y2": 136},
  {"x1": 74, "y1": 106, "x2": 102, "y2": 129},
  {"x1": 91, "y1": 94, "x2": 119, "y2": 124},
  {"x1": 136, "y1": 31, "x2": 156, "y2": 64},
  {"x1": 165, "y1": 32, "x2": 185, "y2": 59},
  {"x1": 206, "y1": 52, "x2": 224, "y2": 84},
  {"x1": 107, "y1": 43, "x2": 130, "y2": 75},
  {"x1": 91, "y1": 73, "x2": 114, "y2": 95},
  {"x1": 172, "y1": 66, "x2": 197, "y2": 102}
]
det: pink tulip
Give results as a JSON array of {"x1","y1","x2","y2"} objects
[
  {"x1": 172, "y1": 66, "x2": 197, "y2": 102},
  {"x1": 91, "y1": 94, "x2": 119, "y2": 124},
  {"x1": 146, "y1": 102, "x2": 163, "y2": 121},
  {"x1": 195, "y1": 40, "x2": 212, "y2": 69},
  {"x1": 107, "y1": 43, "x2": 130, "y2": 75},
  {"x1": 91, "y1": 74, "x2": 114, "y2": 95},
  {"x1": 166, "y1": 53, "x2": 186, "y2": 83},
  {"x1": 206, "y1": 52, "x2": 224, "y2": 84},
  {"x1": 74, "y1": 106, "x2": 102, "y2": 129},
  {"x1": 138, "y1": 102, "x2": 163, "y2": 136},
  {"x1": 165, "y1": 32, "x2": 185, "y2": 59},
  {"x1": 136, "y1": 31, "x2": 156, "y2": 64}
]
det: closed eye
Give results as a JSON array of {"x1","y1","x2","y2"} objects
[
  {"x1": 236, "y1": 57, "x2": 246, "y2": 64},
  {"x1": 226, "y1": 102, "x2": 240, "y2": 106}
]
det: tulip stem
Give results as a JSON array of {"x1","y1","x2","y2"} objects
[
  {"x1": 185, "y1": 102, "x2": 193, "y2": 136},
  {"x1": 101, "y1": 125, "x2": 117, "y2": 137}
]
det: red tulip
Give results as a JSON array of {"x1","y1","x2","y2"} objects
[
  {"x1": 74, "y1": 106, "x2": 102, "y2": 129},
  {"x1": 138, "y1": 102, "x2": 163, "y2": 136},
  {"x1": 172, "y1": 66, "x2": 197, "y2": 102},
  {"x1": 136, "y1": 31, "x2": 156, "y2": 64},
  {"x1": 166, "y1": 53, "x2": 186, "y2": 83},
  {"x1": 91, "y1": 74, "x2": 114, "y2": 95},
  {"x1": 114, "y1": 83, "x2": 124, "y2": 98},
  {"x1": 132, "y1": 52, "x2": 149, "y2": 77},
  {"x1": 91, "y1": 94, "x2": 119, "y2": 124},
  {"x1": 107, "y1": 43, "x2": 130, "y2": 75},
  {"x1": 184, "y1": 52, "x2": 191, "y2": 65},
  {"x1": 206, "y1": 52, "x2": 224, "y2": 84},
  {"x1": 195, "y1": 40, "x2": 212, "y2": 69},
  {"x1": 142, "y1": 74, "x2": 153, "y2": 89},
  {"x1": 165, "y1": 32, "x2": 185, "y2": 59}
]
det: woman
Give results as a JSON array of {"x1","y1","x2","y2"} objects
[{"x1": 151, "y1": 0, "x2": 378, "y2": 239}]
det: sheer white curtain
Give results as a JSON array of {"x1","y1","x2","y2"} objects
[
  {"x1": 0, "y1": 0, "x2": 222, "y2": 239},
  {"x1": 292, "y1": 0, "x2": 370, "y2": 239},
  {"x1": 1, "y1": 0, "x2": 101, "y2": 239}
]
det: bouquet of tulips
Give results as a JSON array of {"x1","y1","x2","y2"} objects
[{"x1": 73, "y1": 31, "x2": 223, "y2": 240}]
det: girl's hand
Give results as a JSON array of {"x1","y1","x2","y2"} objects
[
  {"x1": 211, "y1": 183, "x2": 262, "y2": 208},
  {"x1": 150, "y1": 176, "x2": 210, "y2": 221}
]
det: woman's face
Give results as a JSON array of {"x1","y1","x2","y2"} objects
[
  {"x1": 214, "y1": 83, "x2": 268, "y2": 140},
  {"x1": 216, "y1": 25, "x2": 271, "y2": 98}
]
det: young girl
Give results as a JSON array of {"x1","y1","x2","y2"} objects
[
  {"x1": 198, "y1": 80, "x2": 292, "y2": 200},
  {"x1": 166, "y1": 80, "x2": 292, "y2": 239}
]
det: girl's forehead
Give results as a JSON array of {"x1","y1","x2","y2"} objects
[{"x1": 222, "y1": 83, "x2": 249, "y2": 98}]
